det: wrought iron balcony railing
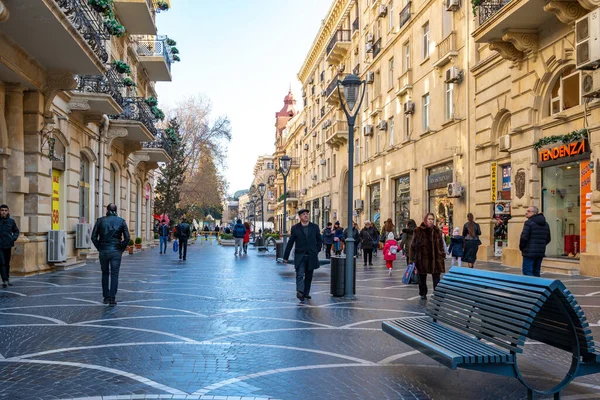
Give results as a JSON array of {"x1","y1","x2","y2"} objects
[
  {"x1": 326, "y1": 29, "x2": 351, "y2": 55},
  {"x1": 54, "y1": 0, "x2": 109, "y2": 64},
  {"x1": 373, "y1": 37, "x2": 382, "y2": 58},
  {"x1": 134, "y1": 35, "x2": 173, "y2": 71},
  {"x1": 399, "y1": 2, "x2": 412, "y2": 29},
  {"x1": 142, "y1": 131, "x2": 171, "y2": 152},
  {"x1": 478, "y1": 0, "x2": 510, "y2": 25},
  {"x1": 74, "y1": 68, "x2": 124, "y2": 106},
  {"x1": 110, "y1": 97, "x2": 158, "y2": 136},
  {"x1": 325, "y1": 74, "x2": 340, "y2": 98}
]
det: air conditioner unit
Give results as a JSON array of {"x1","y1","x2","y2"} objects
[
  {"x1": 447, "y1": 182, "x2": 463, "y2": 198},
  {"x1": 498, "y1": 134, "x2": 511, "y2": 152},
  {"x1": 576, "y1": 9, "x2": 600, "y2": 70},
  {"x1": 75, "y1": 223, "x2": 92, "y2": 249},
  {"x1": 314, "y1": 208, "x2": 321, "y2": 216},
  {"x1": 324, "y1": 197, "x2": 331, "y2": 209},
  {"x1": 354, "y1": 199, "x2": 364, "y2": 210},
  {"x1": 366, "y1": 42, "x2": 374, "y2": 53},
  {"x1": 304, "y1": 143, "x2": 309, "y2": 150},
  {"x1": 378, "y1": 120, "x2": 388, "y2": 131},
  {"x1": 320, "y1": 159, "x2": 326, "y2": 165},
  {"x1": 404, "y1": 100, "x2": 415, "y2": 114},
  {"x1": 378, "y1": 5, "x2": 388, "y2": 17},
  {"x1": 446, "y1": 0, "x2": 460, "y2": 11},
  {"x1": 366, "y1": 72, "x2": 375, "y2": 83},
  {"x1": 363, "y1": 125, "x2": 374, "y2": 136},
  {"x1": 582, "y1": 69, "x2": 600, "y2": 98},
  {"x1": 445, "y1": 66, "x2": 462, "y2": 83},
  {"x1": 367, "y1": 32, "x2": 374, "y2": 43},
  {"x1": 47, "y1": 230, "x2": 67, "y2": 262}
]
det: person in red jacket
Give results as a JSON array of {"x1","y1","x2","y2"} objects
[
  {"x1": 242, "y1": 222, "x2": 251, "y2": 255},
  {"x1": 383, "y1": 232, "x2": 398, "y2": 276}
]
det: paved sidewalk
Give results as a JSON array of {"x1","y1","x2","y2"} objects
[{"x1": 1, "y1": 241, "x2": 599, "y2": 400}]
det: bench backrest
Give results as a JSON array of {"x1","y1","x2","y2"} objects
[{"x1": 428, "y1": 267, "x2": 595, "y2": 359}]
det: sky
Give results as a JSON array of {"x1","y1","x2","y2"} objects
[{"x1": 155, "y1": 0, "x2": 332, "y2": 196}]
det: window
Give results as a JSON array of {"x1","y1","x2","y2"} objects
[
  {"x1": 389, "y1": 0, "x2": 395, "y2": 31},
  {"x1": 327, "y1": 158, "x2": 331, "y2": 178},
  {"x1": 388, "y1": 57, "x2": 394, "y2": 88},
  {"x1": 79, "y1": 154, "x2": 90, "y2": 223},
  {"x1": 364, "y1": 86, "x2": 369, "y2": 109},
  {"x1": 403, "y1": 41, "x2": 411, "y2": 72},
  {"x1": 422, "y1": 22, "x2": 430, "y2": 59},
  {"x1": 370, "y1": 183, "x2": 381, "y2": 230},
  {"x1": 389, "y1": 117, "x2": 395, "y2": 146},
  {"x1": 355, "y1": 139, "x2": 360, "y2": 164},
  {"x1": 394, "y1": 176, "x2": 411, "y2": 232},
  {"x1": 422, "y1": 93, "x2": 430, "y2": 130},
  {"x1": 549, "y1": 66, "x2": 580, "y2": 116},
  {"x1": 333, "y1": 154, "x2": 336, "y2": 175},
  {"x1": 442, "y1": 8, "x2": 452, "y2": 38},
  {"x1": 445, "y1": 82, "x2": 454, "y2": 120},
  {"x1": 404, "y1": 110, "x2": 411, "y2": 140}
]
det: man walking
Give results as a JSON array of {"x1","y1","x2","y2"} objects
[
  {"x1": 322, "y1": 222, "x2": 334, "y2": 259},
  {"x1": 232, "y1": 218, "x2": 246, "y2": 256},
  {"x1": 283, "y1": 209, "x2": 323, "y2": 302},
  {"x1": 0, "y1": 204, "x2": 19, "y2": 288},
  {"x1": 176, "y1": 217, "x2": 191, "y2": 260},
  {"x1": 91, "y1": 203, "x2": 130, "y2": 306},
  {"x1": 520, "y1": 205, "x2": 551, "y2": 277},
  {"x1": 158, "y1": 219, "x2": 169, "y2": 254}
]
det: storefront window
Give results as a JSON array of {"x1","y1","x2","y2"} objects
[
  {"x1": 312, "y1": 199, "x2": 319, "y2": 225},
  {"x1": 427, "y1": 164, "x2": 453, "y2": 233},
  {"x1": 394, "y1": 176, "x2": 410, "y2": 234},
  {"x1": 370, "y1": 183, "x2": 381, "y2": 230},
  {"x1": 542, "y1": 161, "x2": 581, "y2": 257}
]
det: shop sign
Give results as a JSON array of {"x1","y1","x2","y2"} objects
[
  {"x1": 581, "y1": 160, "x2": 592, "y2": 253},
  {"x1": 52, "y1": 169, "x2": 61, "y2": 230},
  {"x1": 491, "y1": 162, "x2": 497, "y2": 202},
  {"x1": 537, "y1": 139, "x2": 590, "y2": 167},
  {"x1": 427, "y1": 170, "x2": 453, "y2": 190},
  {"x1": 494, "y1": 200, "x2": 511, "y2": 215}
]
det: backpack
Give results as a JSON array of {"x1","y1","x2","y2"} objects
[
  {"x1": 390, "y1": 245, "x2": 398, "y2": 254},
  {"x1": 234, "y1": 225, "x2": 245, "y2": 237}
]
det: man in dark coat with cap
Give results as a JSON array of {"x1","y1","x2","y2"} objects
[{"x1": 283, "y1": 208, "x2": 323, "y2": 301}]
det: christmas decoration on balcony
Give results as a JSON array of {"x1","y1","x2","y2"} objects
[
  {"x1": 145, "y1": 97, "x2": 159, "y2": 107},
  {"x1": 88, "y1": 0, "x2": 113, "y2": 14},
  {"x1": 111, "y1": 60, "x2": 131, "y2": 74},
  {"x1": 123, "y1": 77, "x2": 136, "y2": 87},
  {"x1": 533, "y1": 129, "x2": 588, "y2": 149},
  {"x1": 156, "y1": 1, "x2": 170, "y2": 11}
]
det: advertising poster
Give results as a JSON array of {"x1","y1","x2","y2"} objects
[
  {"x1": 52, "y1": 169, "x2": 61, "y2": 230},
  {"x1": 580, "y1": 161, "x2": 592, "y2": 253},
  {"x1": 491, "y1": 162, "x2": 497, "y2": 202}
]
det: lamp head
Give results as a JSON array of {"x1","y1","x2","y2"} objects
[
  {"x1": 252, "y1": 193, "x2": 258, "y2": 202},
  {"x1": 339, "y1": 74, "x2": 363, "y2": 112},
  {"x1": 258, "y1": 183, "x2": 266, "y2": 196},
  {"x1": 279, "y1": 155, "x2": 291, "y2": 176}
]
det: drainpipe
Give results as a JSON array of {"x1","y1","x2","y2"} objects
[
  {"x1": 98, "y1": 115, "x2": 109, "y2": 218},
  {"x1": 466, "y1": 11, "x2": 472, "y2": 215}
]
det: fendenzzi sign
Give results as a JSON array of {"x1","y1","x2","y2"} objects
[{"x1": 537, "y1": 140, "x2": 590, "y2": 167}]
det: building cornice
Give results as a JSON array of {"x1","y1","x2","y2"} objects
[{"x1": 297, "y1": 0, "x2": 353, "y2": 84}]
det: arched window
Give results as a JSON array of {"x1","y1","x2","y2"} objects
[
  {"x1": 79, "y1": 154, "x2": 90, "y2": 223},
  {"x1": 548, "y1": 66, "x2": 581, "y2": 116}
]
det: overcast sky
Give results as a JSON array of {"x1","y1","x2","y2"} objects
[{"x1": 155, "y1": 0, "x2": 331, "y2": 196}]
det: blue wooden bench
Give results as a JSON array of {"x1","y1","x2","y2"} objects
[{"x1": 382, "y1": 267, "x2": 600, "y2": 399}]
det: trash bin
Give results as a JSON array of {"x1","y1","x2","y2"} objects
[
  {"x1": 276, "y1": 241, "x2": 284, "y2": 259},
  {"x1": 330, "y1": 256, "x2": 356, "y2": 297},
  {"x1": 257, "y1": 237, "x2": 264, "y2": 247}
]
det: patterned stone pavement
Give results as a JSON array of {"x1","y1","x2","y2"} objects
[{"x1": 1, "y1": 239, "x2": 600, "y2": 400}]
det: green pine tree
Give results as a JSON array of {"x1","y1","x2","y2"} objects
[{"x1": 154, "y1": 118, "x2": 186, "y2": 223}]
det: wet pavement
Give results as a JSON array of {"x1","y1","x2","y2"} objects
[{"x1": 1, "y1": 240, "x2": 600, "y2": 400}]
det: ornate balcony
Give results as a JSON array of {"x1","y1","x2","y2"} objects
[
  {"x1": 133, "y1": 35, "x2": 173, "y2": 81},
  {"x1": 109, "y1": 97, "x2": 158, "y2": 142},
  {"x1": 433, "y1": 32, "x2": 458, "y2": 68},
  {"x1": 326, "y1": 29, "x2": 352, "y2": 65},
  {"x1": 69, "y1": 69, "x2": 124, "y2": 116},
  {"x1": 138, "y1": 133, "x2": 172, "y2": 165},
  {"x1": 325, "y1": 74, "x2": 343, "y2": 106},
  {"x1": 290, "y1": 157, "x2": 301, "y2": 169},
  {"x1": 114, "y1": 0, "x2": 157, "y2": 35},
  {"x1": 396, "y1": 69, "x2": 413, "y2": 97},
  {"x1": 0, "y1": 0, "x2": 108, "y2": 78},
  {"x1": 325, "y1": 117, "x2": 349, "y2": 149},
  {"x1": 278, "y1": 190, "x2": 300, "y2": 206},
  {"x1": 399, "y1": 2, "x2": 412, "y2": 30}
]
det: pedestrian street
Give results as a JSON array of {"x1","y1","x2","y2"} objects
[{"x1": 1, "y1": 242, "x2": 600, "y2": 400}]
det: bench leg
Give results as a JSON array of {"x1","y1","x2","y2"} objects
[
  {"x1": 527, "y1": 389, "x2": 534, "y2": 400},
  {"x1": 554, "y1": 392, "x2": 561, "y2": 400}
]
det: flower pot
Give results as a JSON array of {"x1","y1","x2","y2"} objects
[
  {"x1": 127, "y1": 246, "x2": 134, "y2": 254},
  {"x1": 135, "y1": 244, "x2": 142, "y2": 250}
]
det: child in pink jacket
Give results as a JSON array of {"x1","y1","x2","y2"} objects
[{"x1": 383, "y1": 232, "x2": 398, "y2": 276}]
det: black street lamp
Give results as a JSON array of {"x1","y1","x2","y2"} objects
[
  {"x1": 279, "y1": 155, "x2": 292, "y2": 247},
  {"x1": 252, "y1": 194, "x2": 258, "y2": 240},
  {"x1": 337, "y1": 74, "x2": 366, "y2": 298},
  {"x1": 258, "y1": 183, "x2": 266, "y2": 245}
]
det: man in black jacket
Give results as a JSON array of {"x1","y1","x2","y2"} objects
[
  {"x1": 176, "y1": 217, "x2": 191, "y2": 260},
  {"x1": 283, "y1": 209, "x2": 323, "y2": 301},
  {"x1": 520, "y1": 205, "x2": 551, "y2": 277},
  {"x1": 91, "y1": 203, "x2": 130, "y2": 306},
  {"x1": 0, "y1": 204, "x2": 19, "y2": 288}
]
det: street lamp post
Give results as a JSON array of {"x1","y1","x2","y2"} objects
[
  {"x1": 251, "y1": 194, "x2": 258, "y2": 241},
  {"x1": 258, "y1": 183, "x2": 266, "y2": 247},
  {"x1": 337, "y1": 74, "x2": 366, "y2": 299},
  {"x1": 279, "y1": 155, "x2": 292, "y2": 247}
]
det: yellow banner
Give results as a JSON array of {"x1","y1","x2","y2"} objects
[
  {"x1": 52, "y1": 169, "x2": 61, "y2": 230},
  {"x1": 491, "y1": 162, "x2": 497, "y2": 203}
]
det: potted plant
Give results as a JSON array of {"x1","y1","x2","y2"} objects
[
  {"x1": 145, "y1": 97, "x2": 158, "y2": 107},
  {"x1": 173, "y1": 55, "x2": 181, "y2": 62},
  {"x1": 111, "y1": 60, "x2": 131, "y2": 74},
  {"x1": 156, "y1": 0, "x2": 169, "y2": 11},
  {"x1": 166, "y1": 38, "x2": 177, "y2": 46},
  {"x1": 123, "y1": 77, "x2": 136, "y2": 87},
  {"x1": 219, "y1": 233, "x2": 235, "y2": 246},
  {"x1": 134, "y1": 237, "x2": 142, "y2": 250},
  {"x1": 127, "y1": 239, "x2": 134, "y2": 254},
  {"x1": 89, "y1": 0, "x2": 113, "y2": 14},
  {"x1": 104, "y1": 17, "x2": 126, "y2": 37},
  {"x1": 151, "y1": 106, "x2": 165, "y2": 121},
  {"x1": 170, "y1": 47, "x2": 179, "y2": 54}
]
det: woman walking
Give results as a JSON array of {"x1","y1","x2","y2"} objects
[
  {"x1": 399, "y1": 219, "x2": 417, "y2": 264},
  {"x1": 359, "y1": 221, "x2": 377, "y2": 266},
  {"x1": 462, "y1": 213, "x2": 482, "y2": 268},
  {"x1": 410, "y1": 213, "x2": 446, "y2": 300},
  {"x1": 380, "y1": 218, "x2": 396, "y2": 242},
  {"x1": 333, "y1": 221, "x2": 344, "y2": 255},
  {"x1": 383, "y1": 232, "x2": 398, "y2": 275},
  {"x1": 242, "y1": 222, "x2": 251, "y2": 255}
]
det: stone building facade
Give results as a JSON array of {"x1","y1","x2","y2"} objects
[{"x1": 0, "y1": 0, "x2": 173, "y2": 274}]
